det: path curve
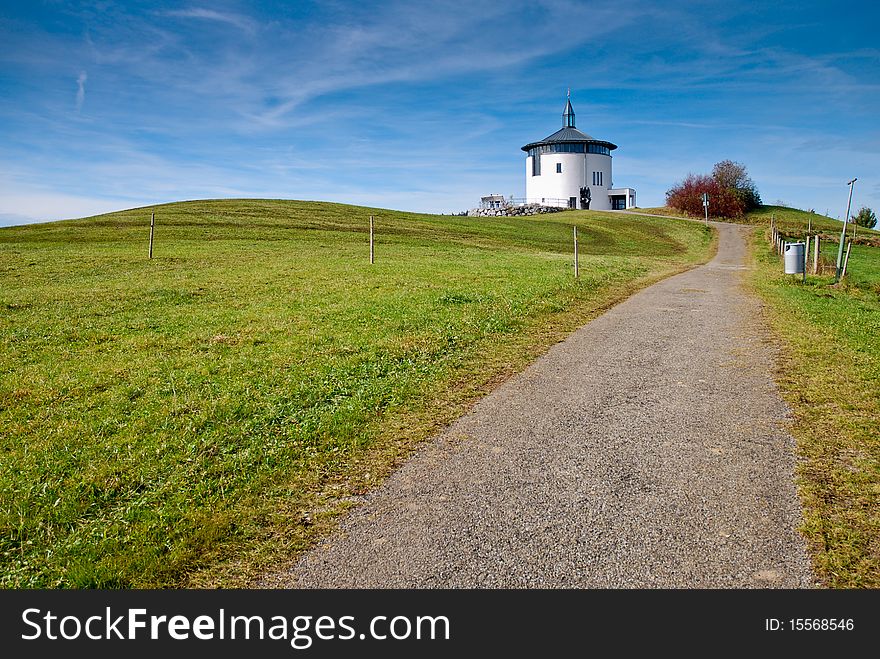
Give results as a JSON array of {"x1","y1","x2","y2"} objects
[{"x1": 262, "y1": 223, "x2": 815, "y2": 588}]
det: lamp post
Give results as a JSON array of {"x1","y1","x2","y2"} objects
[{"x1": 835, "y1": 178, "x2": 857, "y2": 281}]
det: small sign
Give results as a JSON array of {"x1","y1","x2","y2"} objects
[{"x1": 702, "y1": 193, "x2": 709, "y2": 207}]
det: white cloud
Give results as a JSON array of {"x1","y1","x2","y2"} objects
[
  {"x1": 0, "y1": 186, "x2": 142, "y2": 226},
  {"x1": 75, "y1": 70, "x2": 87, "y2": 111},
  {"x1": 163, "y1": 7, "x2": 258, "y2": 35}
]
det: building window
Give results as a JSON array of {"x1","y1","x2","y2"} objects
[
  {"x1": 556, "y1": 163, "x2": 562, "y2": 173},
  {"x1": 592, "y1": 171, "x2": 603, "y2": 186},
  {"x1": 527, "y1": 144, "x2": 610, "y2": 156},
  {"x1": 532, "y1": 154, "x2": 541, "y2": 176},
  {"x1": 569, "y1": 197, "x2": 577, "y2": 209}
]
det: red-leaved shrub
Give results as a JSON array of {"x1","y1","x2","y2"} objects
[{"x1": 666, "y1": 174, "x2": 746, "y2": 218}]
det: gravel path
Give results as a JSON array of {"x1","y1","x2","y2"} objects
[{"x1": 262, "y1": 223, "x2": 815, "y2": 588}]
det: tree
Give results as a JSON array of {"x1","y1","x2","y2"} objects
[
  {"x1": 666, "y1": 173, "x2": 746, "y2": 218},
  {"x1": 852, "y1": 206, "x2": 877, "y2": 229},
  {"x1": 666, "y1": 160, "x2": 761, "y2": 218},
  {"x1": 711, "y1": 160, "x2": 762, "y2": 211}
]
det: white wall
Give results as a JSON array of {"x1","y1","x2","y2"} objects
[
  {"x1": 608, "y1": 187, "x2": 637, "y2": 209},
  {"x1": 525, "y1": 152, "x2": 613, "y2": 210}
]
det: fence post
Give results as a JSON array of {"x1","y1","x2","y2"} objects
[
  {"x1": 573, "y1": 226, "x2": 579, "y2": 278},
  {"x1": 841, "y1": 241, "x2": 853, "y2": 279},
  {"x1": 813, "y1": 236, "x2": 820, "y2": 274},
  {"x1": 369, "y1": 215, "x2": 374, "y2": 264},
  {"x1": 149, "y1": 212, "x2": 155, "y2": 259},
  {"x1": 804, "y1": 235, "x2": 810, "y2": 273}
]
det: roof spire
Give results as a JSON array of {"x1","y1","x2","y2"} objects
[{"x1": 563, "y1": 91, "x2": 575, "y2": 128}]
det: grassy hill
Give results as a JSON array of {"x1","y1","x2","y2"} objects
[
  {"x1": 641, "y1": 204, "x2": 879, "y2": 240},
  {"x1": 0, "y1": 199, "x2": 714, "y2": 587},
  {"x1": 750, "y1": 222, "x2": 880, "y2": 587}
]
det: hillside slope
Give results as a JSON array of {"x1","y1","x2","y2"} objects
[{"x1": 0, "y1": 199, "x2": 714, "y2": 587}]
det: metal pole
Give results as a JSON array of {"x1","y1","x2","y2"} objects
[
  {"x1": 703, "y1": 193, "x2": 709, "y2": 224},
  {"x1": 149, "y1": 212, "x2": 155, "y2": 259},
  {"x1": 573, "y1": 226, "x2": 579, "y2": 278},
  {"x1": 835, "y1": 178, "x2": 857, "y2": 281},
  {"x1": 369, "y1": 215, "x2": 374, "y2": 264}
]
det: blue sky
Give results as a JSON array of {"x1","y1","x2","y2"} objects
[{"x1": 1, "y1": 0, "x2": 878, "y2": 226}]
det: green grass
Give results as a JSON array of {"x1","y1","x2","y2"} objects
[
  {"x1": 636, "y1": 206, "x2": 693, "y2": 219},
  {"x1": 643, "y1": 204, "x2": 880, "y2": 240},
  {"x1": 750, "y1": 230, "x2": 880, "y2": 587},
  {"x1": 0, "y1": 199, "x2": 714, "y2": 588},
  {"x1": 817, "y1": 241, "x2": 880, "y2": 293},
  {"x1": 744, "y1": 205, "x2": 845, "y2": 232}
]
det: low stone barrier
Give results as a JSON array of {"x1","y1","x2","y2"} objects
[{"x1": 467, "y1": 204, "x2": 567, "y2": 218}]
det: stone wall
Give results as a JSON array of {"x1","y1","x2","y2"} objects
[{"x1": 467, "y1": 204, "x2": 567, "y2": 218}]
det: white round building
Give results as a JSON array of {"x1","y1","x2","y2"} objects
[{"x1": 522, "y1": 97, "x2": 635, "y2": 211}]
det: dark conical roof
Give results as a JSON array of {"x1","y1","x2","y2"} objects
[
  {"x1": 521, "y1": 96, "x2": 617, "y2": 152},
  {"x1": 521, "y1": 126, "x2": 617, "y2": 152}
]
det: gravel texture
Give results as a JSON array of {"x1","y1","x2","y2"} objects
[{"x1": 262, "y1": 223, "x2": 815, "y2": 588}]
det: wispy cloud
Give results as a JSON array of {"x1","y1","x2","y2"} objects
[
  {"x1": 1, "y1": 1, "x2": 878, "y2": 220},
  {"x1": 163, "y1": 7, "x2": 258, "y2": 35},
  {"x1": 75, "y1": 70, "x2": 87, "y2": 111}
]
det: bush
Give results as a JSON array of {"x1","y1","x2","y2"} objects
[
  {"x1": 666, "y1": 174, "x2": 746, "y2": 218},
  {"x1": 666, "y1": 160, "x2": 761, "y2": 218}
]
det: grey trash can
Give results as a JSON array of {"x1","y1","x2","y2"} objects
[{"x1": 784, "y1": 242, "x2": 805, "y2": 274}]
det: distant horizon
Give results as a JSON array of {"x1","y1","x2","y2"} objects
[{"x1": 2, "y1": 1, "x2": 878, "y2": 227}]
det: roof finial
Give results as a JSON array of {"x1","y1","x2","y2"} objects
[{"x1": 563, "y1": 91, "x2": 575, "y2": 128}]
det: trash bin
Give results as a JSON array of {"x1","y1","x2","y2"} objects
[{"x1": 784, "y1": 242, "x2": 805, "y2": 274}]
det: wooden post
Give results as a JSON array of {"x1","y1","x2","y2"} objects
[
  {"x1": 841, "y1": 241, "x2": 853, "y2": 279},
  {"x1": 369, "y1": 215, "x2": 374, "y2": 264},
  {"x1": 149, "y1": 212, "x2": 155, "y2": 259},
  {"x1": 813, "y1": 235, "x2": 820, "y2": 274},
  {"x1": 804, "y1": 235, "x2": 810, "y2": 273},
  {"x1": 573, "y1": 226, "x2": 579, "y2": 278}
]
